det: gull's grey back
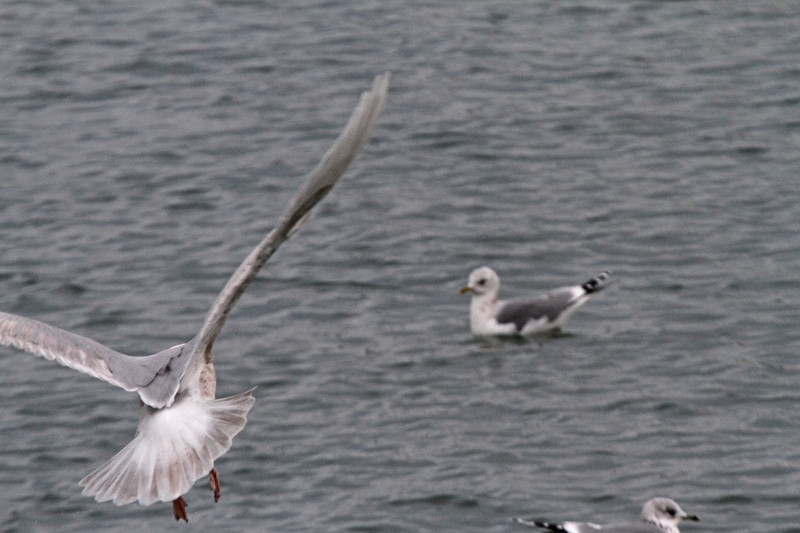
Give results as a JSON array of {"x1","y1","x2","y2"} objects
[{"x1": 496, "y1": 290, "x2": 578, "y2": 329}]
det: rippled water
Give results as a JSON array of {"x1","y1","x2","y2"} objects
[{"x1": 2, "y1": 2, "x2": 800, "y2": 532}]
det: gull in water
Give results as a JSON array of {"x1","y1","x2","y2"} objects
[
  {"x1": 513, "y1": 497, "x2": 700, "y2": 533},
  {"x1": 458, "y1": 266, "x2": 611, "y2": 336},
  {"x1": 0, "y1": 73, "x2": 389, "y2": 522}
]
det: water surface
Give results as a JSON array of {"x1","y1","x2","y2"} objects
[{"x1": 1, "y1": 2, "x2": 800, "y2": 532}]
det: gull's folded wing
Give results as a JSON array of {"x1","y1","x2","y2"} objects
[{"x1": 496, "y1": 290, "x2": 579, "y2": 329}]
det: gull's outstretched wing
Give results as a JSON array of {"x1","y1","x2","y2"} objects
[
  {"x1": 189, "y1": 73, "x2": 390, "y2": 362},
  {"x1": 0, "y1": 311, "x2": 185, "y2": 407}
]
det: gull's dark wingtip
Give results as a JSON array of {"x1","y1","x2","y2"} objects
[
  {"x1": 581, "y1": 270, "x2": 612, "y2": 294},
  {"x1": 512, "y1": 517, "x2": 565, "y2": 531}
]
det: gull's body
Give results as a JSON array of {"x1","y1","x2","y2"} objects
[
  {"x1": 459, "y1": 266, "x2": 611, "y2": 336},
  {"x1": 514, "y1": 497, "x2": 700, "y2": 533},
  {"x1": 0, "y1": 73, "x2": 389, "y2": 521}
]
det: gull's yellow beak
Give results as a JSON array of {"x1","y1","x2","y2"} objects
[{"x1": 458, "y1": 286, "x2": 473, "y2": 294}]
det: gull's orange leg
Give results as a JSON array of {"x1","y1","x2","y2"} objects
[
  {"x1": 172, "y1": 497, "x2": 188, "y2": 522},
  {"x1": 209, "y1": 467, "x2": 221, "y2": 503}
]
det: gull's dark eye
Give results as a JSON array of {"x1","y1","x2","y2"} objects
[
  {"x1": 477, "y1": 278, "x2": 487, "y2": 286},
  {"x1": 666, "y1": 507, "x2": 677, "y2": 517}
]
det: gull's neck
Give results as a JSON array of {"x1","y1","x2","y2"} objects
[
  {"x1": 469, "y1": 291, "x2": 500, "y2": 334},
  {"x1": 647, "y1": 519, "x2": 679, "y2": 533}
]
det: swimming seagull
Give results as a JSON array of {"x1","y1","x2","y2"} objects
[
  {"x1": 458, "y1": 266, "x2": 611, "y2": 336},
  {"x1": 513, "y1": 497, "x2": 700, "y2": 533},
  {"x1": 0, "y1": 73, "x2": 389, "y2": 522}
]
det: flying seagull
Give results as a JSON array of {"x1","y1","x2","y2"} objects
[
  {"x1": 513, "y1": 497, "x2": 700, "y2": 533},
  {"x1": 459, "y1": 266, "x2": 611, "y2": 336},
  {"x1": 0, "y1": 72, "x2": 389, "y2": 521}
]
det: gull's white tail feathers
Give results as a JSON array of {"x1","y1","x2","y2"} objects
[{"x1": 80, "y1": 389, "x2": 255, "y2": 506}]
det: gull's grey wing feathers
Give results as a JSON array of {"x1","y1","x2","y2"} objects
[
  {"x1": 571, "y1": 524, "x2": 663, "y2": 533},
  {"x1": 496, "y1": 290, "x2": 578, "y2": 331},
  {"x1": 189, "y1": 72, "x2": 390, "y2": 362},
  {"x1": 0, "y1": 311, "x2": 188, "y2": 409},
  {"x1": 598, "y1": 526, "x2": 665, "y2": 533},
  {"x1": 0, "y1": 311, "x2": 133, "y2": 389},
  {"x1": 514, "y1": 518, "x2": 664, "y2": 533}
]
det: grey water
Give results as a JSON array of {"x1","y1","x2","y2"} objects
[{"x1": 1, "y1": 1, "x2": 799, "y2": 532}]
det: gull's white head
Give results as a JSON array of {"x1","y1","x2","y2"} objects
[
  {"x1": 459, "y1": 266, "x2": 500, "y2": 298},
  {"x1": 641, "y1": 497, "x2": 700, "y2": 533}
]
